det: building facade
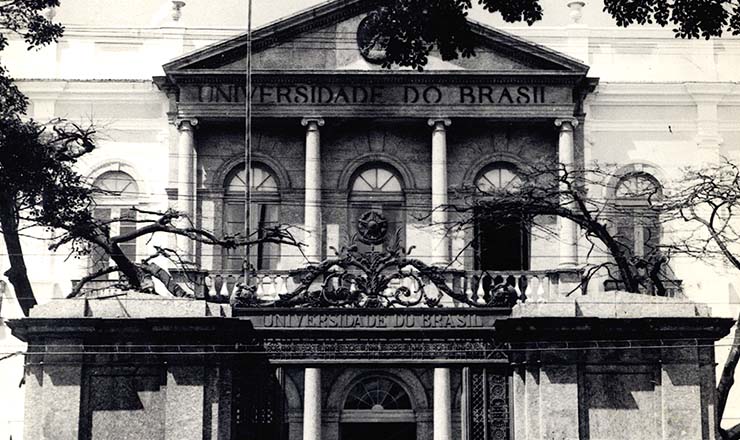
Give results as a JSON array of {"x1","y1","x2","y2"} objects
[{"x1": 2, "y1": 1, "x2": 740, "y2": 439}]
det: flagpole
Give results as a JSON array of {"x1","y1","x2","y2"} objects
[{"x1": 242, "y1": 0, "x2": 253, "y2": 297}]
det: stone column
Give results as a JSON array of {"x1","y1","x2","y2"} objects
[
  {"x1": 175, "y1": 118, "x2": 197, "y2": 262},
  {"x1": 302, "y1": 118, "x2": 325, "y2": 264},
  {"x1": 303, "y1": 367, "x2": 322, "y2": 440},
  {"x1": 555, "y1": 118, "x2": 579, "y2": 268},
  {"x1": 433, "y1": 367, "x2": 452, "y2": 440},
  {"x1": 428, "y1": 118, "x2": 452, "y2": 266}
]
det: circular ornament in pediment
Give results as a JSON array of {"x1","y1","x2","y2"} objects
[{"x1": 357, "y1": 9, "x2": 389, "y2": 64}]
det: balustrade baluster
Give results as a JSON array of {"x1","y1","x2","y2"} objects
[
  {"x1": 536, "y1": 274, "x2": 546, "y2": 303},
  {"x1": 514, "y1": 274, "x2": 524, "y2": 299},
  {"x1": 476, "y1": 276, "x2": 486, "y2": 304},
  {"x1": 265, "y1": 274, "x2": 277, "y2": 299},
  {"x1": 274, "y1": 275, "x2": 285, "y2": 296},
  {"x1": 255, "y1": 274, "x2": 265, "y2": 298},
  {"x1": 465, "y1": 276, "x2": 474, "y2": 303},
  {"x1": 523, "y1": 274, "x2": 534, "y2": 303},
  {"x1": 203, "y1": 275, "x2": 214, "y2": 299}
]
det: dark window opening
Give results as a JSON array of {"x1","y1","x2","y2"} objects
[{"x1": 475, "y1": 216, "x2": 529, "y2": 271}]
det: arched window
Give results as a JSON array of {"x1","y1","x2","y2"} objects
[
  {"x1": 224, "y1": 163, "x2": 280, "y2": 271},
  {"x1": 475, "y1": 163, "x2": 521, "y2": 193},
  {"x1": 473, "y1": 162, "x2": 529, "y2": 271},
  {"x1": 613, "y1": 172, "x2": 662, "y2": 258},
  {"x1": 93, "y1": 170, "x2": 139, "y2": 198},
  {"x1": 348, "y1": 164, "x2": 405, "y2": 250},
  {"x1": 344, "y1": 377, "x2": 412, "y2": 410},
  {"x1": 90, "y1": 170, "x2": 140, "y2": 278},
  {"x1": 351, "y1": 167, "x2": 403, "y2": 193}
]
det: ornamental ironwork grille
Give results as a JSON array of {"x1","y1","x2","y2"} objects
[
  {"x1": 233, "y1": 365, "x2": 286, "y2": 439},
  {"x1": 464, "y1": 367, "x2": 511, "y2": 440}
]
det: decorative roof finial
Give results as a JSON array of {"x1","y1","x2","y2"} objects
[
  {"x1": 567, "y1": 1, "x2": 585, "y2": 24},
  {"x1": 171, "y1": 1, "x2": 186, "y2": 22}
]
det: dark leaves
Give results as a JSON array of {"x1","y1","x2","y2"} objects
[
  {"x1": 375, "y1": 0, "x2": 735, "y2": 69},
  {"x1": 604, "y1": 0, "x2": 733, "y2": 39},
  {"x1": 0, "y1": 117, "x2": 96, "y2": 232}
]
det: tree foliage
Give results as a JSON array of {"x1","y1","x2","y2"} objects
[
  {"x1": 373, "y1": 0, "x2": 740, "y2": 69},
  {"x1": 0, "y1": 117, "x2": 95, "y2": 316},
  {"x1": 0, "y1": 0, "x2": 63, "y2": 117}
]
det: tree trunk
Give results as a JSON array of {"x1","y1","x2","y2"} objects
[
  {"x1": 107, "y1": 242, "x2": 146, "y2": 291},
  {"x1": 718, "y1": 312, "x2": 740, "y2": 428},
  {"x1": 0, "y1": 197, "x2": 36, "y2": 316},
  {"x1": 589, "y1": 222, "x2": 640, "y2": 293}
]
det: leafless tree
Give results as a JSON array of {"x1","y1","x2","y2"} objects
[
  {"x1": 446, "y1": 160, "x2": 671, "y2": 296},
  {"x1": 54, "y1": 207, "x2": 303, "y2": 300},
  {"x1": 663, "y1": 159, "x2": 740, "y2": 439}
]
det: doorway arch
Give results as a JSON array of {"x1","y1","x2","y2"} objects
[{"x1": 339, "y1": 374, "x2": 418, "y2": 440}]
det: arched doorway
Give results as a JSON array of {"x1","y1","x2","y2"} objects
[{"x1": 340, "y1": 376, "x2": 416, "y2": 440}]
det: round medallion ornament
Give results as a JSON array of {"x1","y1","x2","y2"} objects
[
  {"x1": 356, "y1": 9, "x2": 388, "y2": 64},
  {"x1": 357, "y1": 211, "x2": 388, "y2": 244}
]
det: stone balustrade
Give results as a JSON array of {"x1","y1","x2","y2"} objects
[
  {"x1": 196, "y1": 269, "x2": 574, "y2": 306},
  {"x1": 72, "y1": 268, "x2": 685, "y2": 305}
]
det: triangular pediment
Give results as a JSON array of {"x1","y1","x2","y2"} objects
[{"x1": 163, "y1": 0, "x2": 589, "y2": 75}]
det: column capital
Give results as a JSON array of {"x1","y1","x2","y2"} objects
[
  {"x1": 428, "y1": 118, "x2": 452, "y2": 129},
  {"x1": 174, "y1": 118, "x2": 199, "y2": 131},
  {"x1": 554, "y1": 118, "x2": 579, "y2": 130},
  {"x1": 301, "y1": 117, "x2": 325, "y2": 129}
]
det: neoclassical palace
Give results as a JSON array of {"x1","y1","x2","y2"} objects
[{"x1": 2, "y1": 1, "x2": 740, "y2": 439}]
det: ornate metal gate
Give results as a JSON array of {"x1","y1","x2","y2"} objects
[
  {"x1": 463, "y1": 367, "x2": 511, "y2": 440},
  {"x1": 232, "y1": 364, "x2": 287, "y2": 439}
]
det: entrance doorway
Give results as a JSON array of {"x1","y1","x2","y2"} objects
[
  {"x1": 341, "y1": 422, "x2": 416, "y2": 440},
  {"x1": 341, "y1": 375, "x2": 417, "y2": 440}
]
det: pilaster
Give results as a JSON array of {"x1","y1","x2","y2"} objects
[{"x1": 685, "y1": 83, "x2": 732, "y2": 163}]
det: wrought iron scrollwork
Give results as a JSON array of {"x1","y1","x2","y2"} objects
[{"x1": 233, "y1": 226, "x2": 520, "y2": 308}]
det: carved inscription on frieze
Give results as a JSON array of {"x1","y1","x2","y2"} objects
[
  {"x1": 191, "y1": 84, "x2": 552, "y2": 106},
  {"x1": 245, "y1": 312, "x2": 497, "y2": 329}
]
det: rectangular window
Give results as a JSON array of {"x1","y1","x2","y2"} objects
[
  {"x1": 225, "y1": 202, "x2": 280, "y2": 271},
  {"x1": 615, "y1": 211, "x2": 660, "y2": 259},
  {"x1": 474, "y1": 214, "x2": 529, "y2": 271}
]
